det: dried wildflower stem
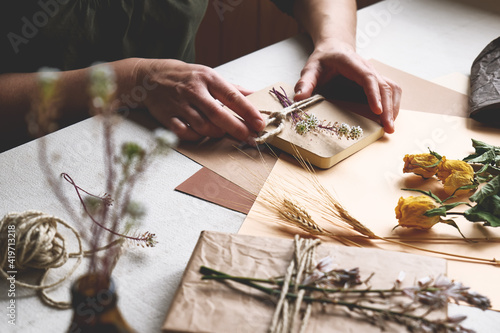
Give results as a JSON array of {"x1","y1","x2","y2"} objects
[
  {"x1": 202, "y1": 272, "x2": 417, "y2": 296},
  {"x1": 256, "y1": 93, "x2": 325, "y2": 144},
  {"x1": 62, "y1": 173, "x2": 153, "y2": 245},
  {"x1": 200, "y1": 266, "x2": 465, "y2": 332}
]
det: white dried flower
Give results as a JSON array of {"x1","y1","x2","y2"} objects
[
  {"x1": 396, "y1": 271, "x2": 406, "y2": 284},
  {"x1": 338, "y1": 123, "x2": 351, "y2": 138},
  {"x1": 154, "y1": 128, "x2": 178, "y2": 149},
  {"x1": 38, "y1": 67, "x2": 61, "y2": 85},
  {"x1": 37, "y1": 67, "x2": 61, "y2": 100},
  {"x1": 89, "y1": 62, "x2": 117, "y2": 108},
  {"x1": 316, "y1": 256, "x2": 335, "y2": 272},
  {"x1": 349, "y1": 125, "x2": 363, "y2": 140}
]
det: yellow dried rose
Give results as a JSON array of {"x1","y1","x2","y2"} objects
[
  {"x1": 442, "y1": 171, "x2": 475, "y2": 196},
  {"x1": 395, "y1": 195, "x2": 440, "y2": 229},
  {"x1": 436, "y1": 157, "x2": 474, "y2": 182},
  {"x1": 436, "y1": 157, "x2": 474, "y2": 196},
  {"x1": 403, "y1": 153, "x2": 440, "y2": 178}
]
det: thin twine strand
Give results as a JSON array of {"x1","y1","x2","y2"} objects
[
  {"x1": 256, "y1": 95, "x2": 325, "y2": 144},
  {"x1": 269, "y1": 235, "x2": 320, "y2": 333}
]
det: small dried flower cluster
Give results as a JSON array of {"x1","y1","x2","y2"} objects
[
  {"x1": 270, "y1": 87, "x2": 363, "y2": 140},
  {"x1": 302, "y1": 256, "x2": 362, "y2": 288},
  {"x1": 403, "y1": 275, "x2": 491, "y2": 311},
  {"x1": 136, "y1": 232, "x2": 157, "y2": 248}
]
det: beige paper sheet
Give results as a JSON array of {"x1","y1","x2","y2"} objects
[
  {"x1": 240, "y1": 109, "x2": 500, "y2": 309},
  {"x1": 162, "y1": 231, "x2": 446, "y2": 333}
]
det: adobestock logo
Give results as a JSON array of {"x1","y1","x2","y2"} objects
[{"x1": 7, "y1": 0, "x2": 70, "y2": 54}]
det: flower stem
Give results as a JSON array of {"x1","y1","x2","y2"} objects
[
  {"x1": 200, "y1": 266, "x2": 452, "y2": 330},
  {"x1": 62, "y1": 172, "x2": 152, "y2": 245}
]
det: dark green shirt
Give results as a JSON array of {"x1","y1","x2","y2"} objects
[
  {"x1": 1, "y1": 1, "x2": 295, "y2": 74},
  {"x1": 1, "y1": 0, "x2": 208, "y2": 73}
]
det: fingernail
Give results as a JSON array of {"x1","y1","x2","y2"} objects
[{"x1": 255, "y1": 119, "x2": 265, "y2": 131}]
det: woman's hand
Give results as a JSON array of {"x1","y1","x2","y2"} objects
[
  {"x1": 132, "y1": 59, "x2": 264, "y2": 142},
  {"x1": 293, "y1": 39, "x2": 401, "y2": 133}
]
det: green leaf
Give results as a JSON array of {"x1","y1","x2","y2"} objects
[
  {"x1": 402, "y1": 188, "x2": 442, "y2": 204},
  {"x1": 469, "y1": 175, "x2": 500, "y2": 204},
  {"x1": 465, "y1": 148, "x2": 496, "y2": 165},
  {"x1": 471, "y1": 138, "x2": 498, "y2": 152},
  {"x1": 464, "y1": 139, "x2": 500, "y2": 165},
  {"x1": 424, "y1": 202, "x2": 466, "y2": 217},
  {"x1": 464, "y1": 195, "x2": 500, "y2": 227},
  {"x1": 420, "y1": 148, "x2": 442, "y2": 168},
  {"x1": 424, "y1": 207, "x2": 448, "y2": 217},
  {"x1": 440, "y1": 219, "x2": 469, "y2": 240},
  {"x1": 464, "y1": 209, "x2": 500, "y2": 227}
]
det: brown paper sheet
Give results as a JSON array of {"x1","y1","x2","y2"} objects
[
  {"x1": 162, "y1": 231, "x2": 446, "y2": 333},
  {"x1": 174, "y1": 61, "x2": 470, "y2": 210},
  {"x1": 175, "y1": 167, "x2": 256, "y2": 214},
  {"x1": 240, "y1": 109, "x2": 500, "y2": 309}
]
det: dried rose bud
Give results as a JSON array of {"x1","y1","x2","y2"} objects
[
  {"x1": 395, "y1": 195, "x2": 441, "y2": 229},
  {"x1": 435, "y1": 157, "x2": 475, "y2": 196},
  {"x1": 436, "y1": 157, "x2": 474, "y2": 182},
  {"x1": 403, "y1": 153, "x2": 440, "y2": 178}
]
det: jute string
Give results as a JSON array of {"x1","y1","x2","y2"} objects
[
  {"x1": 269, "y1": 235, "x2": 321, "y2": 333},
  {"x1": 255, "y1": 95, "x2": 325, "y2": 144},
  {"x1": 0, "y1": 210, "x2": 121, "y2": 309}
]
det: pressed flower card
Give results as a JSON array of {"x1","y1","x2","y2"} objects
[{"x1": 248, "y1": 83, "x2": 385, "y2": 169}]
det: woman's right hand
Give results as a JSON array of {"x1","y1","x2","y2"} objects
[{"x1": 129, "y1": 58, "x2": 265, "y2": 142}]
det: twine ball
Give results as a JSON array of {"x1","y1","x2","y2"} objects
[{"x1": 0, "y1": 211, "x2": 68, "y2": 271}]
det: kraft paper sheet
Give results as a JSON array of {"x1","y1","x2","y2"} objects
[
  {"x1": 162, "y1": 231, "x2": 446, "y2": 333},
  {"x1": 175, "y1": 167, "x2": 256, "y2": 214},
  {"x1": 240, "y1": 109, "x2": 500, "y2": 309}
]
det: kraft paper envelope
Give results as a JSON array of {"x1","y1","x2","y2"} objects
[
  {"x1": 162, "y1": 231, "x2": 446, "y2": 333},
  {"x1": 240, "y1": 109, "x2": 500, "y2": 309}
]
